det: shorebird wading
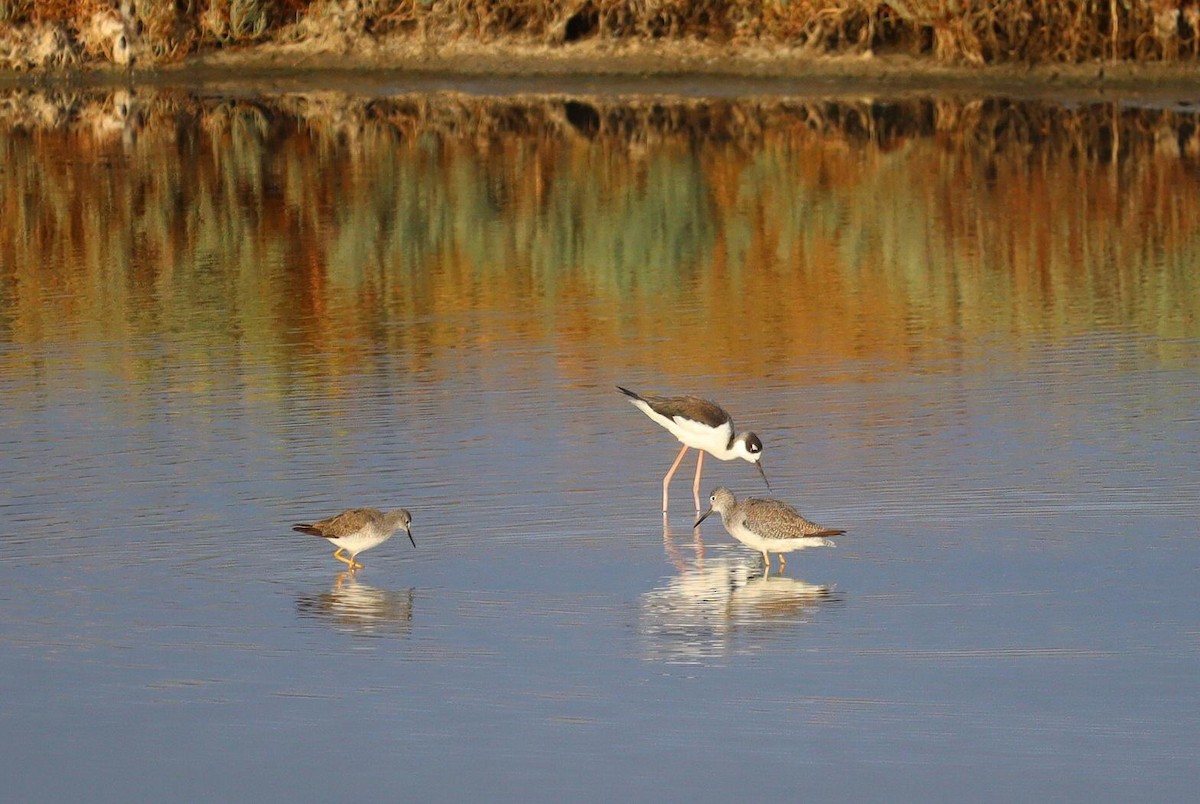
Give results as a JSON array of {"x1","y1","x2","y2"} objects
[
  {"x1": 694, "y1": 487, "x2": 843, "y2": 573},
  {"x1": 292, "y1": 508, "x2": 414, "y2": 570},
  {"x1": 618, "y1": 386, "x2": 769, "y2": 512}
]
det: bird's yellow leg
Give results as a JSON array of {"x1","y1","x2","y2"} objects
[
  {"x1": 662, "y1": 444, "x2": 689, "y2": 513},
  {"x1": 333, "y1": 548, "x2": 355, "y2": 567},
  {"x1": 762, "y1": 551, "x2": 772, "y2": 574},
  {"x1": 779, "y1": 554, "x2": 787, "y2": 573}
]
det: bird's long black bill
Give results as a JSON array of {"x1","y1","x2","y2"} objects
[
  {"x1": 407, "y1": 529, "x2": 416, "y2": 548},
  {"x1": 756, "y1": 460, "x2": 771, "y2": 491},
  {"x1": 693, "y1": 507, "x2": 714, "y2": 529}
]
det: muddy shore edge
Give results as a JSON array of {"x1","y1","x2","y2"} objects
[{"x1": 3, "y1": 37, "x2": 1200, "y2": 101}]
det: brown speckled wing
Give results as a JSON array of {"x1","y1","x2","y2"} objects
[
  {"x1": 308, "y1": 508, "x2": 383, "y2": 537},
  {"x1": 743, "y1": 498, "x2": 844, "y2": 540}
]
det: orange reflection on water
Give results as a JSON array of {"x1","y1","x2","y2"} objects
[{"x1": 2, "y1": 90, "x2": 1198, "y2": 399}]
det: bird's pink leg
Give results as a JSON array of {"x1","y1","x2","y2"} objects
[
  {"x1": 692, "y1": 450, "x2": 705, "y2": 512},
  {"x1": 662, "y1": 444, "x2": 689, "y2": 513}
]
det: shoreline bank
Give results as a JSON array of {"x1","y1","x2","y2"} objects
[{"x1": 2, "y1": 35, "x2": 1200, "y2": 100}]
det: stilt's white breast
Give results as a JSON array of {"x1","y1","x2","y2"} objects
[{"x1": 631, "y1": 400, "x2": 737, "y2": 458}]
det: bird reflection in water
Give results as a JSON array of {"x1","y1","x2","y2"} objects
[
  {"x1": 640, "y1": 522, "x2": 838, "y2": 662},
  {"x1": 295, "y1": 572, "x2": 415, "y2": 638}
]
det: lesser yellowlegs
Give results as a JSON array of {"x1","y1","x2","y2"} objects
[
  {"x1": 292, "y1": 508, "x2": 414, "y2": 570},
  {"x1": 694, "y1": 487, "x2": 842, "y2": 572},
  {"x1": 618, "y1": 386, "x2": 769, "y2": 512}
]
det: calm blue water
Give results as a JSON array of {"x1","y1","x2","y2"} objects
[{"x1": 1, "y1": 85, "x2": 1198, "y2": 801}]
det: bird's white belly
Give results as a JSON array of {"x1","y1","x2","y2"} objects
[
  {"x1": 326, "y1": 529, "x2": 388, "y2": 554},
  {"x1": 726, "y1": 523, "x2": 823, "y2": 554},
  {"x1": 640, "y1": 405, "x2": 735, "y2": 457}
]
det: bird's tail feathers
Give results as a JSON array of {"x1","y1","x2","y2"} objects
[
  {"x1": 616, "y1": 385, "x2": 640, "y2": 400},
  {"x1": 292, "y1": 524, "x2": 322, "y2": 536}
]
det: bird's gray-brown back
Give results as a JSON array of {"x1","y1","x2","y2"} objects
[
  {"x1": 738, "y1": 497, "x2": 845, "y2": 541},
  {"x1": 300, "y1": 507, "x2": 385, "y2": 538},
  {"x1": 619, "y1": 387, "x2": 732, "y2": 430}
]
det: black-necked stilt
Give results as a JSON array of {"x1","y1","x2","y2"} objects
[
  {"x1": 618, "y1": 386, "x2": 769, "y2": 512},
  {"x1": 694, "y1": 487, "x2": 843, "y2": 573},
  {"x1": 293, "y1": 508, "x2": 415, "y2": 570}
]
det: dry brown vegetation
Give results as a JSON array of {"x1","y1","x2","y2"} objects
[{"x1": 2, "y1": 1, "x2": 1200, "y2": 70}]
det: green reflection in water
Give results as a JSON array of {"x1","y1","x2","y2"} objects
[{"x1": 1, "y1": 89, "x2": 1198, "y2": 391}]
